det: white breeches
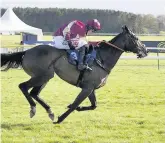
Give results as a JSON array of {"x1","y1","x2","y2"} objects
[{"x1": 52, "y1": 36, "x2": 88, "y2": 49}]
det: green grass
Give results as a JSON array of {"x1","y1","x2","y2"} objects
[
  {"x1": 1, "y1": 35, "x2": 165, "y2": 48},
  {"x1": 1, "y1": 60, "x2": 165, "y2": 143}
]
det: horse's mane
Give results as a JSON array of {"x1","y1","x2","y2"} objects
[
  {"x1": 96, "y1": 32, "x2": 124, "y2": 59},
  {"x1": 98, "y1": 32, "x2": 122, "y2": 51},
  {"x1": 109, "y1": 32, "x2": 122, "y2": 44}
]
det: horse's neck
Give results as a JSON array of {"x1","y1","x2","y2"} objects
[
  {"x1": 105, "y1": 47, "x2": 123, "y2": 69},
  {"x1": 98, "y1": 41, "x2": 124, "y2": 71}
]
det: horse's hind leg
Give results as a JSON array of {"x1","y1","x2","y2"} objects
[
  {"x1": 68, "y1": 90, "x2": 97, "y2": 111},
  {"x1": 19, "y1": 82, "x2": 36, "y2": 118},
  {"x1": 19, "y1": 73, "x2": 54, "y2": 118},
  {"x1": 76, "y1": 90, "x2": 97, "y2": 111},
  {"x1": 30, "y1": 84, "x2": 54, "y2": 121}
]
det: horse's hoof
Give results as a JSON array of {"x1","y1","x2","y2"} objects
[
  {"x1": 53, "y1": 120, "x2": 61, "y2": 124},
  {"x1": 53, "y1": 116, "x2": 62, "y2": 124},
  {"x1": 30, "y1": 106, "x2": 36, "y2": 118},
  {"x1": 67, "y1": 104, "x2": 72, "y2": 109},
  {"x1": 53, "y1": 121, "x2": 58, "y2": 124},
  {"x1": 49, "y1": 113, "x2": 54, "y2": 121},
  {"x1": 76, "y1": 107, "x2": 81, "y2": 111}
]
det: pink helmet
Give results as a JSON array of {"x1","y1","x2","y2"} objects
[{"x1": 86, "y1": 19, "x2": 101, "y2": 31}]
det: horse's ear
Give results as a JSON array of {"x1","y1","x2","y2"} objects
[
  {"x1": 122, "y1": 25, "x2": 129, "y2": 33},
  {"x1": 122, "y1": 26, "x2": 125, "y2": 31},
  {"x1": 124, "y1": 25, "x2": 129, "y2": 32},
  {"x1": 122, "y1": 25, "x2": 131, "y2": 34}
]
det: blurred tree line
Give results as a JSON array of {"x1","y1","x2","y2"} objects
[{"x1": 1, "y1": 7, "x2": 165, "y2": 34}]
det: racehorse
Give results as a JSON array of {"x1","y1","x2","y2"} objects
[{"x1": 1, "y1": 26, "x2": 148, "y2": 124}]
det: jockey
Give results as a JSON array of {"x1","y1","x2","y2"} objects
[{"x1": 52, "y1": 19, "x2": 101, "y2": 70}]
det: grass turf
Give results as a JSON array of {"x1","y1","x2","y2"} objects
[{"x1": 1, "y1": 60, "x2": 165, "y2": 143}]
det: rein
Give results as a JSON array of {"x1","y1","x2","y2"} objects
[{"x1": 97, "y1": 41, "x2": 125, "y2": 52}]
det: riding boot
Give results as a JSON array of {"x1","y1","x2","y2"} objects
[
  {"x1": 78, "y1": 47, "x2": 87, "y2": 71},
  {"x1": 85, "y1": 49, "x2": 96, "y2": 67},
  {"x1": 67, "y1": 41, "x2": 77, "y2": 65}
]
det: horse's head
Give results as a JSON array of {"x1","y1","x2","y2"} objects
[{"x1": 122, "y1": 25, "x2": 148, "y2": 58}]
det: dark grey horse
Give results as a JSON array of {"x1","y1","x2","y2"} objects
[{"x1": 1, "y1": 26, "x2": 148, "y2": 124}]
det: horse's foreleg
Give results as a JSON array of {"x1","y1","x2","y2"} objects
[
  {"x1": 30, "y1": 84, "x2": 54, "y2": 121},
  {"x1": 67, "y1": 90, "x2": 97, "y2": 111},
  {"x1": 54, "y1": 88, "x2": 93, "y2": 124}
]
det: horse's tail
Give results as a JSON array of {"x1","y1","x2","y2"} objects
[{"x1": 1, "y1": 51, "x2": 26, "y2": 71}]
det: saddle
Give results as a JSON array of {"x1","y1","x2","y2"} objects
[
  {"x1": 64, "y1": 45, "x2": 108, "y2": 87},
  {"x1": 66, "y1": 45, "x2": 97, "y2": 71}
]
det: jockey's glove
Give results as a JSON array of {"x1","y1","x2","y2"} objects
[{"x1": 68, "y1": 41, "x2": 75, "y2": 50}]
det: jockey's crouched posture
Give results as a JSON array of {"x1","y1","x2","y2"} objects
[{"x1": 52, "y1": 19, "x2": 101, "y2": 71}]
